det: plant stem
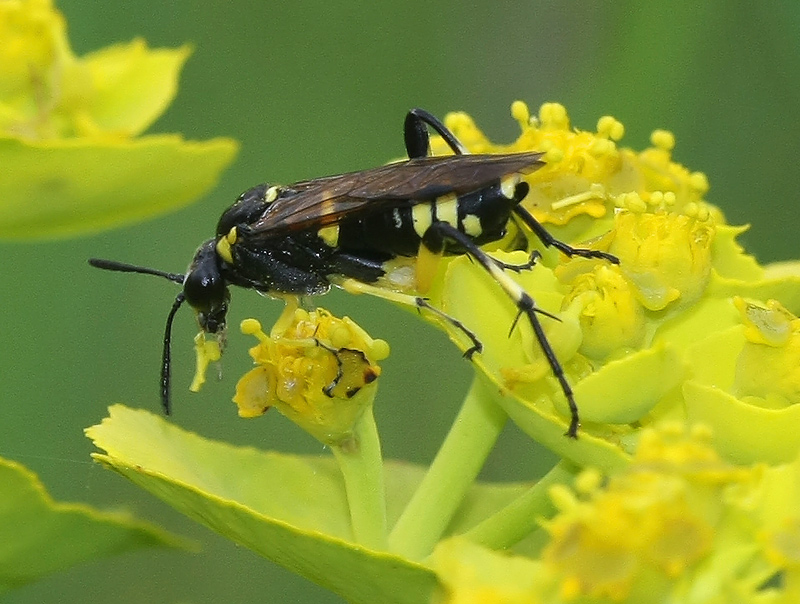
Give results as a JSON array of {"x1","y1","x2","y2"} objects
[
  {"x1": 463, "y1": 460, "x2": 577, "y2": 550},
  {"x1": 331, "y1": 407, "x2": 387, "y2": 550},
  {"x1": 388, "y1": 376, "x2": 506, "y2": 560}
]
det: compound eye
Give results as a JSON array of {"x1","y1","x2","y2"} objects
[
  {"x1": 183, "y1": 241, "x2": 230, "y2": 333},
  {"x1": 183, "y1": 268, "x2": 223, "y2": 308}
]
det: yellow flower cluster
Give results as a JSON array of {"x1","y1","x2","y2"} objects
[
  {"x1": 430, "y1": 102, "x2": 800, "y2": 451},
  {"x1": 231, "y1": 301, "x2": 390, "y2": 445},
  {"x1": 433, "y1": 424, "x2": 800, "y2": 603},
  {"x1": 543, "y1": 424, "x2": 746, "y2": 600},
  {"x1": 434, "y1": 101, "x2": 712, "y2": 233}
]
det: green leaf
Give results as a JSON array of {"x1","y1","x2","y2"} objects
[
  {"x1": 0, "y1": 457, "x2": 190, "y2": 595},
  {"x1": 0, "y1": 134, "x2": 238, "y2": 239},
  {"x1": 86, "y1": 405, "x2": 538, "y2": 604}
]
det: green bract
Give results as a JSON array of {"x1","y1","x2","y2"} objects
[
  {"x1": 0, "y1": 457, "x2": 190, "y2": 594},
  {"x1": 86, "y1": 405, "x2": 540, "y2": 604}
]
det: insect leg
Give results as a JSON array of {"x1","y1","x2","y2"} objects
[
  {"x1": 334, "y1": 277, "x2": 483, "y2": 358},
  {"x1": 491, "y1": 250, "x2": 541, "y2": 273},
  {"x1": 404, "y1": 108, "x2": 468, "y2": 158},
  {"x1": 426, "y1": 220, "x2": 581, "y2": 438},
  {"x1": 513, "y1": 205, "x2": 619, "y2": 264}
]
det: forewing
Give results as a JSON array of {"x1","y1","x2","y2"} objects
[{"x1": 246, "y1": 152, "x2": 544, "y2": 237}]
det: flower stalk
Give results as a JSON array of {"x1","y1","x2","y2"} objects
[
  {"x1": 463, "y1": 460, "x2": 578, "y2": 550},
  {"x1": 388, "y1": 376, "x2": 507, "y2": 560},
  {"x1": 330, "y1": 407, "x2": 387, "y2": 550}
]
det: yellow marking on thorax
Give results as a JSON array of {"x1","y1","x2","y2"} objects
[
  {"x1": 318, "y1": 224, "x2": 340, "y2": 247},
  {"x1": 462, "y1": 214, "x2": 482, "y2": 237},
  {"x1": 500, "y1": 174, "x2": 521, "y2": 199},
  {"x1": 215, "y1": 226, "x2": 238, "y2": 264},
  {"x1": 434, "y1": 193, "x2": 459, "y2": 228},
  {"x1": 265, "y1": 186, "x2": 280, "y2": 203},
  {"x1": 412, "y1": 202, "x2": 433, "y2": 238}
]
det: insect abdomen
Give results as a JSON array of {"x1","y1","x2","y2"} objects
[{"x1": 334, "y1": 176, "x2": 524, "y2": 258}]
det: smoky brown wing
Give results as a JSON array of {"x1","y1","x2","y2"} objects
[{"x1": 246, "y1": 152, "x2": 544, "y2": 237}]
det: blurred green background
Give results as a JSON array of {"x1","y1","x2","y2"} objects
[{"x1": 2, "y1": 2, "x2": 799, "y2": 602}]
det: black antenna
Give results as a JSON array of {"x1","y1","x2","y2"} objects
[
  {"x1": 89, "y1": 258, "x2": 187, "y2": 414},
  {"x1": 161, "y1": 293, "x2": 186, "y2": 415},
  {"x1": 89, "y1": 258, "x2": 186, "y2": 284}
]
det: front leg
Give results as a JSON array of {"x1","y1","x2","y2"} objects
[{"x1": 513, "y1": 205, "x2": 620, "y2": 264}]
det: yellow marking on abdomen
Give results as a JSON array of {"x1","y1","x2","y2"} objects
[
  {"x1": 412, "y1": 202, "x2": 433, "y2": 238},
  {"x1": 500, "y1": 174, "x2": 521, "y2": 199},
  {"x1": 318, "y1": 224, "x2": 340, "y2": 247},
  {"x1": 462, "y1": 214, "x2": 482, "y2": 237},
  {"x1": 434, "y1": 193, "x2": 458, "y2": 228}
]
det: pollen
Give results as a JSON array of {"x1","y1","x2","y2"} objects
[
  {"x1": 543, "y1": 146, "x2": 564, "y2": 163},
  {"x1": 650, "y1": 129, "x2": 676, "y2": 151},
  {"x1": 510, "y1": 99, "x2": 531, "y2": 127},
  {"x1": 596, "y1": 116, "x2": 625, "y2": 141},
  {"x1": 689, "y1": 171, "x2": 710, "y2": 194},
  {"x1": 589, "y1": 137, "x2": 616, "y2": 157},
  {"x1": 189, "y1": 332, "x2": 222, "y2": 393},
  {"x1": 539, "y1": 103, "x2": 569, "y2": 130},
  {"x1": 240, "y1": 318, "x2": 262, "y2": 336}
]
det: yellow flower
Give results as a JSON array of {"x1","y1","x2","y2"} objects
[
  {"x1": 602, "y1": 210, "x2": 715, "y2": 311},
  {"x1": 0, "y1": 0, "x2": 238, "y2": 239},
  {"x1": 189, "y1": 332, "x2": 222, "y2": 394},
  {"x1": 1, "y1": 0, "x2": 187, "y2": 139},
  {"x1": 428, "y1": 424, "x2": 800, "y2": 603},
  {"x1": 560, "y1": 264, "x2": 646, "y2": 361},
  {"x1": 231, "y1": 301, "x2": 389, "y2": 445}
]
